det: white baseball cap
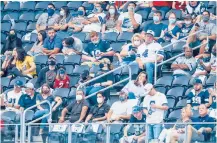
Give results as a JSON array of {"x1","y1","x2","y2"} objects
[
  {"x1": 25, "y1": 83, "x2": 34, "y2": 89},
  {"x1": 146, "y1": 30, "x2": 155, "y2": 37},
  {"x1": 144, "y1": 83, "x2": 153, "y2": 93}
]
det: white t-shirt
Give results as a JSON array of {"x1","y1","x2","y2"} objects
[
  {"x1": 137, "y1": 42, "x2": 164, "y2": 63},
  {"x1": 123, "y1": 81, "x2": 146, "y2": 99},
  {"x1": 143, "y1": 92, "x2": 168, "y2": 123},
  {"x1": 82, "y1": 12, "x2": 106, "y2": 32},
  {"x1": 4, "y1": 90, "x2": 23, "y2": 110},
  {"x1": 210, "y1": 54, "x2": 216, "y2": 75},
  {"x1": 118, "y1": 12, "x2": 142, "y2": 31},
  {"x1": 110, "y1": 99, "x2": 137, "y2": 120}
]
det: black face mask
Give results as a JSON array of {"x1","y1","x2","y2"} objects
[
  {"x1": 9, "y1": 34, "x2": 16, "y2": 39},
  {"x1": 48, "y1": 60, "x2": 56, "y2": 66}
]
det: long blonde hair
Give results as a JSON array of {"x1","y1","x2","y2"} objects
[{"x1": 131, "y1": 33, "x2": 143, "y2": 47}]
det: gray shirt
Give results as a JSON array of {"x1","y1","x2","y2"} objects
[
  {"x1": 62, "y1": 36, "x2": 83, "y2": 54},
  {"x1": 195, "y1": 21, "x2": 217, "y2": 38},
  {"x1": 37, "y1": 13, "x2": 59, "y2": 27},
  {"x1": 172, "y1": 56, "x2": 197, "y2": 76}
]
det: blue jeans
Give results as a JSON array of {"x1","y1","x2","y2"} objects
[
  {"x1": 86, "y1": 86, "x2": 104, "y2": 105},
  {"x1": 145, "y1": 63, "x2": 155, "y2": 84},
  {"x1": 148, "y1": 124, "x2": 162, "y2": 141},
  {"x1": 34, "y1": 109, "x2": 49, "y2": 129}
]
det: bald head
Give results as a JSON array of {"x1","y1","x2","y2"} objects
[{"x1": 184, "y1": 47, "x2": 193, "y2": 58}]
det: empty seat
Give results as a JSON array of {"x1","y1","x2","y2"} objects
[
  {"x1": 111, "y1": 42, "x2": 125, "y2": 53},
  {"x1": 2, "y1": 12, "x2": 19, "y2": 22},
  {"x1": 26, "y1": 22, "x2": 36, "y2": 32},
  {"x1": 64, "y1": 65, "x2": 74, "y2": 75},
  {"x1": 35, "y1": 11, "x2": 43, "y2": 21},
  {"x1": 167, "y1": 108, "x2": 181, "y2": 120},
  {"x1": 172, "y1": 76, "x2": 190, "y2": 87},
  {"x1": 52, "y1": 2, "x2": 67, "y2": 10},
  {"x1": 1, "y1": 32, "x2": 7, "y2": 44},
  {"x1": 9, "y1": 76, "x2": 28, "y2": 87},
  {"x1": 206, "y1": 75, "x2": 216, "y2": 87},
  {"x1": 68, "y1": 87, "x2": 76, "y2": 99},
  {"x1": 166, "y1": 87, "x2": 185, "y2": 99},
  {"x1": 28, "y1": 77, "x2": 38, "y2": 86},
  {"x1": 67, "y1": 2, "x2": 83, "y2": 10},
  {"x1": 25, "y1": 110, "x2": 34, "y2": 122},
  {"x1": 53, "y1": 88, "x2": 70, "y2": 98},
  {"x1": 155, "y1": 75, "x2": 173, "y2": 87},
  {"x1": 175, "y1": 98, "x2": 187, "y2": 108},
  {"x1": 1, "y1": 22, "x2": 11, "y2": 33},
  {"x1": 102, "y1": 32, "x2": 118, "y2": 42},
  {"x1": 117, "y1": 32, "x2": 134, "y2": 42},
  {"x1": 55, "y1": 55, "x2": 65, "y2": 65},
  {"x1": 19, "y1": 12, "x2": 35, "y2": 22},
  {"x1": 20, "y1": 1, "x2": 36, "y2": 11},
  {"x1": 155, "y1": 86, "x2": 167, "y2": 94},
  {"x1": 73, "y1": 65, "x2": 89, "y2": 75},
  {"x1": 4, "y1": 2, "x2": 20, "y2": 11},
  {"x1": 34, "y1": 55, "x2": 48, "y2": 66},
  {"x1": 35, "y1": 2, "x2": 50, "y2": 11},
  {"x1": 167, "y1": 97, "x2": 176, "y2": 109},
  {"x1": 1, "y1": 77, "x2": 11, "y2": 90},
  {"x1": 82, "y1": 2, "x2": 94, "y2": 11},
  {"x1": 64, "y1": 55, "x2": 81, "y2": 65},
  {"x1": 90, "y1": 65, "x2": 100, "y2": 74},
  {"x1": 121, "y1": 64, "x2": 139, "y2": 76},
  {"x1": 136, "y1": 10, "x2": 149, "y2": 21},
  {"x1": 11, "y1": 22, "x2": 27, "y2": 33},
  {"x1": 69, "y1": 75, "x2": 80, "y2": 87},
  {"x1": 1, "y1": 111, "x2": 17, "y2": 121},
  {"x1": 73, "y1": 32, "x2": 86, "y2": 42},
  {"x1": 184, "y1": 87, "x2": 193, "y2": 98},
  {"x1": 23, "y1": 43, "x2": 33, "y2": 52}
]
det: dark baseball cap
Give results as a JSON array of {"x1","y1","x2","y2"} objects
[
  {"x1": 14, "y1": 80, "x2": 24, "y2": 87},
  {"x1": 132, "y1": 105, "x2": 143, "y2": 114},
  {"x1": 184, "y1": 14, "x2": 192, "y2": 19},
  {"x1": 193, "y1": 78, "x2": 202, "y2": 85}
]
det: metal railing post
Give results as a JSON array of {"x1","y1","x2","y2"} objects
[
  {"x1": 28, "y1": 125, "x2": 31, "y2": 143},
  {"x1": 68, "y1": 124, "x2": 72, "y2": 143},
  {"x1": 106, "y1": 124, "x2": 110, "y2": 143},
  {"x1": 145, "y1": 123, "x2": 149, "y2": 143},
  {"x1": 15, "y1": 125, "x2": 18, "y2": 143}
]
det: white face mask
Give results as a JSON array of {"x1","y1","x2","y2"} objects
[
  {"x1": 184, "y1": 20, "x2": 191, "y2": 25},
  {"x1": 97, "y1": 97, "x2": 103, "y2": 104},
  {"x1": 76, "y1": 94, "x2": 83, "y2": 101},
  {"x1": 109, "y1": 9, "x2": 115, "y2": 15},
  {"x1": 60, "y1": 10, "x2": 65, "y2": 16},
  {"x1": 134, "y1": 40, "x2": 141, "y2": 46}
]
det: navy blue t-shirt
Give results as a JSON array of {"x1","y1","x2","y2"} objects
[
  {"x1": 83, "y1": 40, "x2": 113, "y2": 62},
  {"x1": 187, "y1": 89, "x2": 209, "y2": 107},
  {"x1": 43, "y1": 35, "x2": 63, "y2": 50},
  {"x1": 18, "y1": 92, "x2": 38, "y2": 111},
  {"x1": 122, "y1": 44, "x2": 137, "y2": 62},
  {"x1": 129, "y1": 114, "x2": 146, "y2": 136},
  {"x1": 36, "y1": 94, "x2": 54, "y2": 110},
  {"x1": 179, "y1": 24, "x2": 194, "y2": 39},
  {"x1": 163, "y1": 25, "x2": 181, "y2": 41},
  {"x1": 210, "y1": 96, "x2": 216, "y2": 109},
  {"x1": 143, "y1": 22, "x2": 166, "y2": 37}
]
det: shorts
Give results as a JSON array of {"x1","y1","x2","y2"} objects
[{"x1": 178, "y1": 127, "x2": 204, "y2": 142}]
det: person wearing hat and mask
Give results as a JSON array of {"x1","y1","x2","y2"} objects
[
  {"x1": 107, "y1": 90, "x2": 137, "y2": 123},
  {"x1": 35, "y1": 56, "x2": 58, "y2": 89},
  {"x1": 59, "y1": 90, "x2": 89, "y2": 123},
  {"x1": 1, "y1": 80, "x2": 24, "y2": 112},
  {"x1": 62, "y1": 36, "x2": 83, "y2": 55},
  {"x1": 177, "y1": 14, "x2": 194, "y2": 39},
  {"x1": 143, "y1": 83, "x2": 168, "y2": 142},
  {"x1": 53, "y1": 67, "x2": 70, "y2": 88},
  {"x1": 171, "y1": 46, "x2": 196, "y2": 77},
  {"x1": 36, "y1": 3, "x2": 59, "y2": 32},
  {"x1": 136, "y1": 30, "x2": 164, "y2": 84},
  {"x1": 187, "y1": 78, "x2": 210, "y2": 111},
  {"x1": 120, "y1": 105, "x2": 146, "y2": 143},
  {"x1": 1, "y1": 29, "x2": 22, "y2": 55},
  {"x1": 85, "y1": 92, "x2": 110, "y2": 123},
  {"x1": 18, "y1": 83, "x2": 38, "y2": 112},
  {"x1": 187, "y1": 10, "x2": 216, "y2": 55}
]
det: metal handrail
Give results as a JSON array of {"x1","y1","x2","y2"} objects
[
  {"x1": 77, "y1": 64, "x2": 132, "y2": 99},
  {"x1": 21, "y1": 100, "x2": 52, "y2": 143},
  {"x1": 154, "y1": 29, "x2": 206, "y2": 84}
]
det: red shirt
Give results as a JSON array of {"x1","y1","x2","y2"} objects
[
  {"x1": 174, "y1": 2, "x2": 186, "y2": 10},
  {"x1": 54, "y1": 75, "x2": 70, "y2": 88},
  {"x1": 153, "y1": 1, "x2": 172, "y2": 7}
]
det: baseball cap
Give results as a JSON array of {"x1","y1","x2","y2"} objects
[
  {"x1": 25, "y1": 83, "x2": 34, "y2": 89},
  {"x1": 144, "y1": 83, "x2": 153, "y2": 93},
  {"x1": 193, "y1": 78, "x2": 202, "y2": 85},
  {"x1": 59, "y1": 69, "x2": 65, "y2": 74},
  {"x1": 14, "y1": 80, "x2": 24, "y2": 87},
  {"x1": 132, "y1": 105, "x2": 142, "y2": 113},
  {"x1": 120, "y1": 89, "x2": 128, "y2": 96},
  {"x1": 184, "y1": 14, "x2": 192, "y2": 19},
  {"x1": 146, "y1": 30, "x2": 155, "y2": 37}
]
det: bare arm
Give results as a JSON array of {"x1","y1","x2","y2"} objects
[
  {"x1": 77, "y1": 106, "x2": 88, "y2": 122},
  {"x1": 52, "y1": 97, "x2": 62, "y2": 110},
  {"x1": 101, "y1": 24, "x2": 106, "y2": 34},
  {"x1": 120, "y1": 45, "x2": 130, "y2": 57},
  {"x1": 107, "y1": 109, "x2": 113, "y2": 122},
  {"x1": 208, "y1": 34, "x2": 216, "y2": 40},
  {"x1": 48, "y1": 48, "x2": 60, "y2": 55},
  {"x1": 116, "y1": 20, "x2": 122, "y2": 32},
  {"x1": 129, "y1": 13, "x2": 140, "y2": 29},
  {"x1": 93, "y1": 113, "x2": 108, "y2": 122},
  {"x1": 59, "y1": 108, "x2": 68, "y2": 123},
  {"x1": 85, "y1": 114, "x2": 93, "y2": 123}
]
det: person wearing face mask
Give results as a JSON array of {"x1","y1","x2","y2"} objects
[
  {"x1": 117, "y1": 2, "x2": 142, "y2": 32},
  {"x1": 82, "y1": 31, "x2": 114, "y2": 67},
  {"x1": 82, "y1": 3, "x2": 106, "y2": 32},
  {"x1": 68, "y1": 6, "x2": 87, "y2": 33},
  {"x1": 192, "y1": 52, "x2": 211, "y2": 82},
  {"x1": 107, "y1": 90, "x2": 137, "y2": 123},
  {"x1": 171, "y1": 47, "x2": 197, "y2": 77},
  {"x1": 101, "y1": 5, "x2": 119, "y2": 34},
  {"x1": 187, "y1": 10, "x2": 216, "y2": 55},
  {"x1": 59, "y1": 90, "x2": 89, "y2": 123},
  {"x1": 158, "y1": 12, "x2": 181, "y2": 46},
  {"x1": 36, "y1": 3, "x2": 59, "y2": 32},
  {"x1": 34, "y1": 83, "x2": 62, "y2": 134},
  {"x1": 62, "y1": 36, "x2": 83, "y2": 55},
  {"x1": 136, "y1": 30, "x2": 164, "y2": 84},
  {"x1": 178, "y1": 14, "x2": 194, "y2": 39},
  {"x1": 53, "y1": 67, "x2": 70, "y2": 89},
  {"x1": 116, "y1": 34, "x2": 143, "y2": 65},
  {"x1": 1, "y1": 29, "x2": 22, "y2": 55},
  {"x1": 85, "y1": 92, "x2": 110, "y2": 123},
  {"x1": 35, "y1": 56, "x2": 58, "y2": 89},
  {"x1": 53, "y1": 6, "x2": 71, "y2": 32},
  {"x1": 186, "y1": 1, "x2": 206, "y2": 18},
  {"x1": 141, "y1": 10, "x2": 166, "y2": 41}
]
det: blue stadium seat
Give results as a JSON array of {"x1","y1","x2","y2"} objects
[
  {"x1": 34, "y1": 55, "x2": 48, "y2": 66},
  {"x1": 69, "y1": 75, "x2": 80, "y2": 87},
  {"x1": 161, "y1": 20, "x2": 169, "y2": 25},
  {"x1": 102, "y1": 32, "x2": 118, "y2": 42},
  {"x1": 117, "y1": 32, "x2": 134, "y2": 42},
  {"x1": 53, "y1": 88, "x2": 70, "y2": 98},
  {"x1": 155, "y1": 86, "x2": 167, "y2": 94},
  {"x1": 68, "y1": 87, "x2": 76, "y2": 99},
  {"x1": 54, "y1": 54, "x2": 65, "y2": 65},
  {"x1": 184, "y1": 87, "x2": 193, "y2": 98},
  {"x1": 166, "y1": 87, "x2": 185, "y2": 100},
  {"x1": 11, "y1": 22, "x2": 27, "y2": 34},
  {"x1": 73, "y1": 65, "x2": 90, "y2": 76},
  {"x1": 52, "y1": 2, "x2": 67, "y2": 10},
  {"x1": 3, "y1": 2, "x2": 20, "y2": 11},
  {"x1": 19, "y1": 12, "x2": 35, "y2": 22},
  {"x1": 29, "y1": 33, "x2": 38, "y2": 43},
  {"x1": 35, "y1": 1, "x2": 50, "y2": 11},
  {"x1": 25, "y1": 110, "x2": 34, "y2": 122},
  {"x1": 165, "y1": 9, "x2": 182, "y2": 20},
  {"x1": 148, "y1": 10, "x2": 166, "y2": 20},
  {"x1": 23, "y1": 43, "x2": 34, "y2": 52},
  {"x1": 82, "y1": 2, "x2": 94, "y2": 11},
  {"x1": 1, "y1": 2, "x2": 4, "y2": 11},
  {"x1": 167, "y1": 108, "x2": 181, "y2": 120},
  {"x1": 73, "y1": 32, "x2": 87, "y2": 42},
  {"x1": 175, "y1": 98, "x2": 187, "y2": 108},
  {"x1": 140, "y1": 20, "x2": 153, "y2": 32},
  {"x1": 189, "y1": 77, "x2": 207, "y2": 87},
  {"x1": 136, "y1": 10, "x2": 149, "y2": 21},
  {"x1": 121, "y1": 64, "x2": 139, "y2": 78},
  {"x1": 1, "y1": 32, "x2": 7, "y2": 44},
  {"x1": 155, "y1": 75, "x2": 173, "y2": 87},
  {"x1": 20, "y1": 1, "x2": 36, "y2": 11},
  {"x1": 110, "y1": 124, "x2": 123, "y2": 143},
  {"x1": 1, "y1": 111, "x2": 17, "y2": 121},
  {"x1": 111, "y1": 42, "x2": 125, "y2": 53},
  {"x1": 206, "y1": 75, "x2": 216, "y2": 87},
  {"x1": 34, "y1": 11, "x2": 44, "y2": 21},
  {"x1": 1, "y1": 22, "x2": 11, "y2": 33},
  {"x1": 27, "y1": 77, "x2": 38, "y2": 86},
  {"x1": 64, "y1": 65, "x2": 74, "y2": 75},
  {"x1": 1, "y1": 77, "x2": 11, "y2": 91},
  {"x1": 2, "y1": 12, "x2": 20, "y2": 22},
  {"x1": 208, "y1": 1, "x2": 216, "y2": 8},
  {"x1": 90, "y1": 65, "x2": 100, "y2": 74},
  {"x1": 26, "y1": 22, "x2": 36, "y2": 32},
  {"x1": 9, "y1": 76, "x2": 28, "y2": 87},
  {"x1": 67, "y1": 2, "x2": 83, "y2": 10},
  {"x1": 64, "y1": 55, "x2": 81, "y2": 66},
  {"x1": 167, "y1": 97, "x2": 176, "y2": 109},
  {"x1": 172, "y1": 75, "x2": 190, "y2": 87},
  {"x1": 192, "y1": 109, "x2": 199, "y2": 118}
]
